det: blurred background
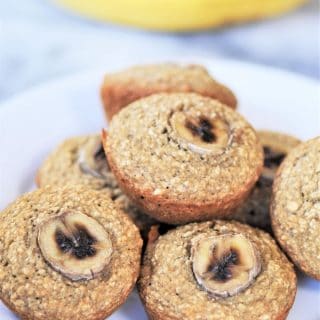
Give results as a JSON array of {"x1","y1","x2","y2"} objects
[{"x1": 0, "y1": 0, "x2": 319, "y2": 103}]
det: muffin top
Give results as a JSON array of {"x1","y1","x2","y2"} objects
[
  {"x1": 106, "y1": 93, "x2": 262, "y2": 203},
  {"x1": 0, "y1": 186, "x2": 142, "y2": 320},
  {"x1": 271, "y1": 136, "x2": 320, "y2": 279},
  {"x1": 37, "y1": 135, "x2": 115, "y2": 192},
  {"x1": 101, "y1": 63, "x2": 237, "y2": 115},
  {"x1": 139, "y1": 220, "x2": 296, "y2": 320}
]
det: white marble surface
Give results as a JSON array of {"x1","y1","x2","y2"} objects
[{"x1": 0, "y1": 0, "x2": 319, "y2": 102}]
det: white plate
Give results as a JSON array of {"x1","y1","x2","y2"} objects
[{"x1": 0, "y1": 57, "x2": 319, "y2": 320}]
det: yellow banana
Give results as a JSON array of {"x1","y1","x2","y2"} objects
[{"x1": 53, "y1": 0, "x2": 308, "y2": 31}]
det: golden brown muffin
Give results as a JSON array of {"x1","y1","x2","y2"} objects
[
  {"x1": 271, "y1": 136, "x2": 320, "y2": 280},
  {"x1": 101, "y1": 63, "x2": 237, "y2": 120},
  {"x1": 0, "y1": 185, "x2": 142, "y2": 320},
  {"x1": 103, "y1": 93, "x2": 263, "y2": 224},
  {"x1": 139, "y1": 221, "x2": 297, "y2": 320},
  {"x1": 229, "y1": 130, "x2": 301, "y2": 231},
  {"x1": 36, "y1": 134, "x2": 157, "y2": 238}
]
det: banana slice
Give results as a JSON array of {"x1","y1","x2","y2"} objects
[
  {"x1": 260, "y1": 145, "x2": 286, "y2": 182},
  {"x1": 78, "y1": 139, "x2": 109, "y2": 179},
  {"x1": 170, "y1": 111, "x2": 230, "y2": 154},
  {"x1": 191, "y1": 233, "x2": 261, "y2": 298},
  {"x1": 38, "y1": 212, "x2": 113, "y2": 281},
  {"x1": 263, "y1": 146, "x2": 285, "y2": 169}
]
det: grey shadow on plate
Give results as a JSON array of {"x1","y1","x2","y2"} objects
[{"x1": 297, "y1": 270, "x2": 320, "y2": 292}]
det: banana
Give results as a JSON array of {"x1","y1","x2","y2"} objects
[
  {"x1": 191, "y1": 233, "x2": 261, "y2": 298},
  {"x1": 262, "y1": 145, "x2": 286, "y2": 180},
  {"x1": 78, "y1": 138, "x2": 109, "y2": 180},
  {"x1": 53, "y1": 0, "x2": 308, "y2": 31},
  {"x1": 38, "y1": 212, "x2": 113, "y2": 281},
  {"x1": 170, "y1": 111, "x2": 229, "y2": 154}
]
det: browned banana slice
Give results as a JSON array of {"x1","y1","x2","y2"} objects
[
  {"x1": 170, "y1": 111, "x2": 230, "y2": 154},
  {"x1": 38, "y1": 212, "x2": 113, "y2": 281},
  {"x1": 78, "y1": 139, "x2": 109, "y2": 179},
  {"x1": 191, "y1": 233, "x2": 261, "y2": 298}
]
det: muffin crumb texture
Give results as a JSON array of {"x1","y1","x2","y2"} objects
[
  {"x1": 271, "y1": 137, "x2": 320, "y2": 279},
  {"x1": 101, "y1": 63, "x2": 237, "y2": 120},
  {"x1": 139, "y1": 221, "x2": 296, "y2": 320},
  {"x1": 105, "y1": 93, "x2": 263, "y2": 223},
  {"x1": 0, "y1": 186, "x2": 142, "y2": 320}
]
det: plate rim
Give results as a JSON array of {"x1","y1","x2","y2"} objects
[{"x1": 0, "y1": 55, "x2": 319, "y2": 320}]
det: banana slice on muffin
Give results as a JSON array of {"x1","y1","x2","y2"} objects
[
  {"x1": 0, "y1": 186, "x2": 142, "y2": 320},
  {"x1": 139, "y1": 221, "x2": 297, "y2": 320}
]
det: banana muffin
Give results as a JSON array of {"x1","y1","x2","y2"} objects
[
  {"x1": 0, "y1": 185, "x2": 142, "y2": 320},
  {"x1": 103, "y1": 93, "x2": 263, "y2": 224},
  {"x1": 37, "y1": 134, "x2": 157, "y2": 237},
  {"x1": 101, "y1": 63, "x2": 237, "y2": 120},
  {"x1": 139, "y1": 221, "x2": 297, "y2": 320},
  {"x1": 229, "y1": 130, "x2": 301, "y2": 231},
  {"x1": 271, "y1": 136, "x2": 320, "y2": 279}
]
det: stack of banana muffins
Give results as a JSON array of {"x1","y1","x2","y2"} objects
[{"x1": 0, "y1": 64, "x2": 319, "y2": 320}]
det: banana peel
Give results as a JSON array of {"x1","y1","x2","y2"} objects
[{"x1": 53, "y1": 0, "x2": 308, "y2": 31}]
